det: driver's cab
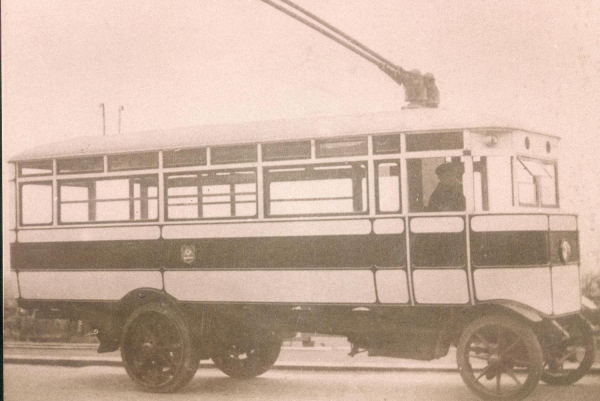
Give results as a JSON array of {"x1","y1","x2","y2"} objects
[
  {"x1": 405, "y1": 128, "x2": 560, "y2": 215},
  {"x1": 401, "y1": 126, "x2": 576, "y2": 316}
]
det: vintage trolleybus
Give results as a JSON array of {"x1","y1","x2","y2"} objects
[{"x1": 8, "y1": 111, "x2": 595, "y2": 400}]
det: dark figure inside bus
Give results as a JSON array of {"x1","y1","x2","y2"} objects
[{"x1": 427, "y1": 161, "x2": 465, "y2": 212}]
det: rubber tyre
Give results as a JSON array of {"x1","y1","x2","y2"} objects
[
  {"x1": 121, "y1": 302, "x2": 199, "y2": 393},
  {"x1": 541, "y1": 317, "x2": 596, "y2": 385},
  {"x1": 212, "y1": 334, "x2": 282, "y2": 379},
  {"x1": 457, "y1": 315, "x2": 544, "y2": 400}
]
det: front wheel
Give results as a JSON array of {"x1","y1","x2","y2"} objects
[
  {"x1": 541, "y1": 317, "x2": 596, "y2": 385},
  {"x1": 121, "y1": 302, "x2": 199, "y2": 393},
  {"x1": 457, "y1": 315, "x2": 544, "y2": 400},
  {"x1": 212, "y1": 332, "x2": 282, "y2": 379}
]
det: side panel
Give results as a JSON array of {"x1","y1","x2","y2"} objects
[
  {"x1": 551, "y1": 265, "x2": 581, "y2": 314},
  {"x1": 376, "y1": 270, "x2": 410, "y2": 304},
  {"x1": 413, "y1": 269, "x2": 469, "y2": 304},
  {"x1": 14, "y1": 219, "x2": 408, "y2": 305},
  {"x1": 473, "y1": 268, "x2": 553, "y2": 315},
  {"x1": 164, "y1": 270, "x2": 376, "y2": 304},
  {"x1": 18, "y1": 271, "x2": 163, "y2": 300},
  {"x1": 409, "y1": 216, "x2": 469, "y2": 305}
]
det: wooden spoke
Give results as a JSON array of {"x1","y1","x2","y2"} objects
[
  {"x1": 475, "y1": 366, "x2": 490, "y2": 382},
  {"x1": 500, "y1": 336, "x2": 522, "y2": 357},
  {"x1": 506, "y1": 370, "x2": 522, "y2": 385},
  {"x1": 475, "y1": 333, "x2": 494, "y2": 351}
]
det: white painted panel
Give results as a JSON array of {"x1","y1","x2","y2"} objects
[
  {"x1": 18, "y1": 226, "x2": 161, "y2": 243},
  {"x1": 413, "y1": 269, "x2": 469, "y2": 304},
  {"x1": 549, "y1": 215, "x2": 577, "y2": 231},
  {"x1": 373, "y1": 219, "x2": 404, "y2": 235},
  {"x1": 162, "y1": 219, "x2": 372, "y2": 239},
  {"x1": 471, "y1": 215, "x2": 548, "y2": 232},
  {"x1": 410, "y1": 217, "x2": 464, "y2": 233},
  {"x1": 552, "y1": 265, "x2": 581, "y2": 315},
  {"x1": 376, "y1": 270, "x2": 409, "y2": 303},
  {"x1": 164, "y1": 270, "x2": 376, "y2": 304},
  {"x1": 474, "y1": 268, "x2": 552, "y2": 314},
  {"x1": 8, "y1": 231, "x2": 17, "y2": 243},
  {"x1": 19, "y1": 271, "x2": 162, "y2": 300},
  {"x1": 486, "y1": 156, "x2": 513, "y2": 211}
]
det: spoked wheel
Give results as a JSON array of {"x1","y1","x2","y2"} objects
[
  {"x1": 541, "y1": 317, "x2": 596, "y2": 385},
  {"x1": 121, "y1": 302, "x2": 199, "y2": 393},
  {"x1": 457, "y1": 315, "x2": 544, "y2": 400},
  {"x1": 212, "y1": 331, "x2": 282, "y2": 379}
]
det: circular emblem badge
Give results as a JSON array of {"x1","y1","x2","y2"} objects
[{"x1": 181, "y1": 245, "x2": 196, "y2": 265}]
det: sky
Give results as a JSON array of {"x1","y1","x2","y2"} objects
[{"x1": 2, "y1": 0, "x2": 600, "y2": 279}]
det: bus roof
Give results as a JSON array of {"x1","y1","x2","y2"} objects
[{"x1": 10, "y1": 109, "x2": 558, "y2": 162}]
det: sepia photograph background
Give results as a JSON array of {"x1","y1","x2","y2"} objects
[{"x1": 3, "y1": 0, "x2": 600, "y2": 336}]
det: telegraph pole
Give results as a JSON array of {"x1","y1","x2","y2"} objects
[
  {"x1": 100, "y1": 103, "x2": 106, "y2": 136},
  {"x1": 118, "y1": 106, "x2": 124, "y2": 134}
]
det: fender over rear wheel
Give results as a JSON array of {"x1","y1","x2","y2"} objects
[
  {"x1": 121, "y1": 302, "x2": 199, "y2": 393},
  {"x1": 457, "y1": 315, "x2": 544, "y2": 400}
]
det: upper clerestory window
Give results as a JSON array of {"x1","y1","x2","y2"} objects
[
  {"x1": 211, "y1": 144, "x2": 257, "y2": 165},
  {"x1": 163, "y1": 148, "x2": 207, "y2": 168},
  {"x1": 19, "y1": 160, "x2": 53, "y2": 177},
  {"x1": 406, "y1": 132, "x2": 463, "y2": 152},
  {"x1": 262, "y1": 141, "x2": 311, "y2": 161},
  {"x1": 57, "y1": 157, "x2": 104, "y2": 174},
  {"x1": 108, "y1": 152, "x2": 159, "y2": 171},
  {"x1": 316, "y1": 138, "x2": 368, "y2": 158}
]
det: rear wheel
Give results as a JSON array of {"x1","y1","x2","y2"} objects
[
  {"x1": 212, "y1": 331, "x2": 282, "y2": 379},
  {"x1": 541, "y1": 317, "x2": 595, "y2": 385},
  {"x1": 457, "y1": 315, "x2": 543, "y2": 400},
  {"x1": 121, "y1": 302, "x2": 199, "y2": 393}
]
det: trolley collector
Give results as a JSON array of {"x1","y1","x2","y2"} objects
[{"x1": 8, "y1": 110, "x2": 595, "y2": 400}]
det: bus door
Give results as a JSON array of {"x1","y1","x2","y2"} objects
[{"x1": 406, "y1": 157, "x2": 470, "y2": 305}]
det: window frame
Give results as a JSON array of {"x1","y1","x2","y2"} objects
[
  {"x1": 57, "y1": 156, "x2": 105, "y2": 175},
  {"x1": 263, "y1": 161, "x2": 370, "y2": 218},
  {"x1": 18, "y1": 160, "x2": 53, "y2": 177},
  {"x1": 19, "y1": 180, "x2": 54, "y2": 226},
  {"x1": 374, "y1": 159, "x2": 402, "y2": 214},
  {"x1": 164, "y1": 168, "x2": 258, "y2": 221},
  {"x1": 514, "y1": 156, "x2": 559, "y2": 208},
  {"x1": 107, "y1": 152, "x2": 159, "y2": 172},
  {"x1": 57, "y1": 174, "x2": 159, "y2": 225}
]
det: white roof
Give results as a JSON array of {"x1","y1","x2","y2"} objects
[{"x1": 10, "y1": 109, "x2": 556, "y2": 162}]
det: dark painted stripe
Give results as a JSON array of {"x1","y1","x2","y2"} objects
[
  {"x1": 11, "y1": 234, "x2": 406, "y2": 271},
  {"x1": 470, "y1": 231, "x2": 550, "y2": 268}
]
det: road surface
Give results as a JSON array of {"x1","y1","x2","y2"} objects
[{"x1": 4, "y1": 364, "x2": 599, "y2": 401}]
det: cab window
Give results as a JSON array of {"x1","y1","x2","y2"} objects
[{"x1": 407, "y1": 157, "x2": 465, "y2": 213}]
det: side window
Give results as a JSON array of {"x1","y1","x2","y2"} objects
[
  {"x1": 515, "y1": 158, "x2": 537, "y2": 206},
  {"x1": 376, "y1": 161, "x2": 401, "y2": 213},
  {"x1": 407, "y1": 157, "x2": 465, "y2": 213},
  {"x1": 540, "y1": 161, "x2": 558, "y2": 207},
  {"x1": 20, "y1": 182, "x2": 53, "y2": 225},
  {"x1": 59, "y1": 176, "x2": 158, "y2": 223},
  {"x1": 165, "y1": 170, "x2": 257, "y2": 220},
  {"x1": 514, "y1": 157, "x2": 558, "y2": 207},
  {"x1": 166, "y1": 174, "x2": 199, "y2": 219},
  {"x1": 265, "y1": 162, "x2": 367, "y2": 216}
]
